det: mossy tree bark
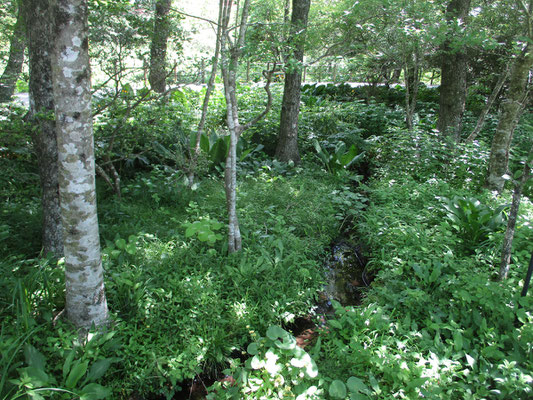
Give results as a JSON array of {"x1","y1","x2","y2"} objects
[
  {"x1": 486, "y1": 43, "x2": 533, "y2": 193},
  {"x1": 52, "y1": 0, "x2": 108, "y2": 328},
  {"x1": 23, "y1": 0, "x2": 63, "y2": 257},
  {"x1": 149, "y1": 0, "x2": 172, "y2": 93},
  {"x1": 0, "y1": 0, "x2": 26, "y2": 103},
  {"x1": 275, "y1": 0, "x2": 311, "y2": 164},
  {"x1": 437, "y1": 0, "x2": 471, "y2": 141}
]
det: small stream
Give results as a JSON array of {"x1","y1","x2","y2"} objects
[{"x1": 316, "y1": 239, "x2": 371, "y2": 314}]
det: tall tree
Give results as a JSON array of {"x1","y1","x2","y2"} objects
[
  {"x1": 23, "y1": 0, "x2": 63, "y2": 257},
  {"x1": 486, "y1": 0, "x2": 533, "y2": 193},
  {"x1": 275, "y1": 0, "x2": 311, "y2": 163},
  {"x1": 437, "y1": 0, "x2": 471, "y2": 141},
  {"x1": 0, "y1": 0, "x2": 26, "y2": 103},
  {"x1": 149, "y1": 0, "x2": 172, "y2": 93},
  {"x1": 220, "y1": 0, "x2": 273, "y2": 252},
  {"x1": 52, "y1": 0, "x2": 108, "y2": 328}
]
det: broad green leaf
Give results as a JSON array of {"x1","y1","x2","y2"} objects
[
  {"x1": 266, "y1": 325, "x2": 287, "y2": 340},
  {"x1": 115, "y1": 238, "x2": 126, "y2": 250},
  {"x1": 247, "y1": 343, "x2": 259, "y2": 355},
  {"x1": 87, "y1": 358, "x2": 114, "y2": 381},
  {"x1": 24, "y1": 344, "x2": 46, "y2": 371},
  {"x1": 65, "y1": 360, "x2": 88, "y2": 388},
  {"x1": 329, "y1": 380, "x2": 347, "y2": 399},
  {"x1": 347, "y1": 376, "x2": 368, "y2": 393},
  {"x1": 125, "y1": 243, "x2": 136, "y2": 255},
  {"x1": 63, "y1": 350, "x2": 76, "y2": 380},
  {"x1": 21, "y1": 366, "x2": 50, "y2": 388},
  {"x1": 80, "y1": 383, "x2": 112, "y2": 400}
]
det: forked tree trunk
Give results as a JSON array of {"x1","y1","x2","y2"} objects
[
  {"x1": 437, "y1": 0, "x2": 471, "y2": 141},
  {"x1": 149, "y1": 0, "x2": 172, "y2": 93},
  {"x1": 23, "y1": 0, "x2": 63, "y2": 257},
  {"x1": 0, "y1": 1, "x2": 26, "y2": 103},
  {"x1": 465, "y1": 65, "x2": 509, "y2": 143},
  {"x1": 52, "y1": 0, "x2": 108, "y2": 328},
  {"x1": 275, "y1": 0, "x2": 311, "y2": 164},
  {"x1": 220, "y1": 0, "x2": 273, "y2": 252},
  {"x1": 486, "y1": 43, "x2": 533, "y2": 192}
]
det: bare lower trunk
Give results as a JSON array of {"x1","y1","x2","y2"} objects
[
  {"x1": 437, "y1": 0, "x2": 471, "y2": 141},
  {"x1": 149, "y1": 0, "x2": 172, "y2": 93},
  {"x1": 275, "y1": 0, "x2": 311, "y2": 164},
  {"x1": 486, "y1": 44, "x2": 533, "y2": 192},
  {"x1": 24, "y1": 0, "x2": 63, "y2": 257},
  {"x1": 465, "y1": 66, "x2": 509, "y2": 143},
  {"x1": 52, "y1": 0, "x2": 108, "y2": 328},
  {"x1": 499, "y1": 145, "x2": 532, "y2": 280},
  {"x1": 404, "y1": 53, "x2": 420, "y2": 131},
  {"x1": 0, "y1": 4, "x2": 26, "y2": 103},
  {"x1": 220, "y1": 0, "x2": 272, "y2": 252}
]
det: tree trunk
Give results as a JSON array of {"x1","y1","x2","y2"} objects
[
  {"x1": 23, "y1": 0, "x2": 63, "y2": 257},
  {"x1": 437, "y1": 0, "x2": 471, "y2": 141},
  {"x1": 499, "y1": 145, "x2": 532, "y2": 280},
  {"x1": 220, "y1": 0, "x2": 273, "y2": 252},
  {"x1": 275, "y1": 0, "x2": 311, "y2": 164},
  {"x1": 149, "y1": 0, "x2": 172, "y2": 93},
  {"x1": 0, "y1": 1, "x2": 26, "y2": 103},
  {"x1": 52, "y1": 0, "x2": 108, "y2": 328},
  {"x1": 404, "y1": 52, "x2": 421, "y2": 131},
  {"x1": 486, "y1": 43, "x2": 533, "y2": 192},
  {"x1": 465, "y1": 65, "x2": 509, "y2": 143}
]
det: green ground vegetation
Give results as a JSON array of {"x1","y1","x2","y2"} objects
[{"x1": 1, "y1": 83, "x2": 532, "y2": 399}]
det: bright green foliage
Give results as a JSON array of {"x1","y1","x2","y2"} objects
[
  {"x1": 209, "y1": 325, "x2": 320, "y2": 399},
  {"x1": 183, "y1": 218, "x2": 224, "y2": 245},
  {"x1": 438, "y1": 196, "x2": 508, "y2": 252},
  {"x1": 313, "y1": 139, "x2": 364, "y2": 175},
  {"x1": 9, "y1": 331, "x2": 119, "y2": 400}
]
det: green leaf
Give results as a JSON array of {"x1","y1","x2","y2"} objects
[
  {"x1": 21, "y1": 366, "x2": 50, "y2": 388},
  {"x1": 125, "y1": 243, "x2": 136, "y2": 255},
  {"x1": 65, "y1": 360, "x2": 89, "y2": 388},
  {"x1": 63, "y1": 350, "x2": 76, "y2": 380},
  {"x1": 453, "y1": 331, "x2": 463, "y2": 352},
  {"x1": 87, "y1": 358, "x2": 115, "y2": 381},
  {"x1": 328, "y1": 319, "x2": 342, "y2": 329},
  {"x1": 247, "y1": 343, "x2": 259, "y2": 355},
  {"x1": 80, "y1": 383, "x2": 112, "y2": 400},
  {"x1": 266, "y1": 325, "x2": 287, "y2": 341},
  {"x1": 347, "y1": 376, "x2": 368, "y2": 393},
  {"x1": 329, "y1": 380, "x2": 347, "y2": 399},
  {"x1": 115, "y1": 238, "x2": 126, "y2": 250},
  {"x1": 24, "y1": 344, "x2": 46, "y2": 371}
]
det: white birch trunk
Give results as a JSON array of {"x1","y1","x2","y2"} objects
[{"x1": 52, "y1": 0, "x2": 108, "y2": 328}]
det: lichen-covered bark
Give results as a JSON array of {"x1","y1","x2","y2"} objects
[
  {"x1": 0, "y1": 1, "x2": 26, "y2": 103},
  {"x1": 486, "y1": 44, "x2": 533, "y2": 192},
  {"x1": 275, "y1": 0, "x2": 311, "y2": 164},
  {"x1": 437, "y1": 0, "x2": 471, "y2": 141},
  {"x1": 24, "y1": 0, "x2": 63, "y2": 257},
  {"x1": 499, "y1": 145, "x2": 532, "y2": 280},
  {"x1": 149, "y1": 0, "x2": 172, "y2": 93},
  {"x1": 52, "y1": 0, "x2": 108, "y2": 328}
]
